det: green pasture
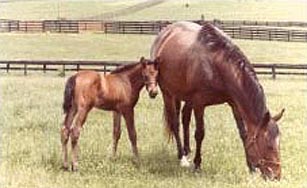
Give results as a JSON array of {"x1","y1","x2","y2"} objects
[
  {"x1": 1, "y1": 0, "x2": 307, "y2": 21},
  {"x1": 0, "y1": 75, "x2": 306, "y2": 188},
  {"x1": 1, "y1": 0, "x2": 307, "y2": 188},
  {"x1": 0, "y1": 33, "x2": 307, "y2": 63}
]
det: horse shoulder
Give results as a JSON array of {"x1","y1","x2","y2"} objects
[{"x1": 105, "y1": 75, "x2": 132, "y2": 104}]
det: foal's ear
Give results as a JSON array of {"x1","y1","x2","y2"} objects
[
  {"x1": 140, "y1": 56, "x2": 146, "y2": 67},
  {"x1": 273, "y1": 108, "x2": 285, "y2": 122},
  {"x1": 154, "y1": 56, "x2": 161, "y2": 69},
  {"x1": 140, "y1": 56, "x2": 146, "y2": 63}
]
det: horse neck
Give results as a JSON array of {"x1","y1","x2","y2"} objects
[
  {"x1": 128, "y1": 64, "x2": 145, "y2": 92},
  {"x1": 118, "y1": 63, "x2": 144, "y2": 93},
  {"x1": 220, "y1": 55, "x2": 268, "y2": 126}
]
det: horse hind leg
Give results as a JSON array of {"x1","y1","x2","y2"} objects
[
  {"x1": 61, "y1": 107, "x2": 76, "y2": 170},
  {"x1": 163, "y1": 95, "x2": 184, "y2": 163},
  {"x1": 182, "y1": 102, "x2": 192, "y2": 156},
  {"x1": 122, "y1": 109, "x2": 140, "y2": 164},
  {"x1": 70, "y1": 107, "x2": 90, "y2": 171},
  {"x1": 193, "y1": 106, "x2": 205, "y2": 171},
  {"x1": 111, "y1": 111, "x2": 121, "y2": 158},
  {"x1": 180, "y1": 102, "x2": 193, "y2": 167}
]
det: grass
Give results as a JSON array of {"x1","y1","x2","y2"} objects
[
  {"x1": 0, "y1": 33, "x2": 307, "y2": 63},
  {"x1": 0, "y1": 75, "x2": 306, "y2": 188},
  {"x1": 1, "y1": 1, "x2": 307, "y2": 187},
  {"x1": 1, "y1": 0, "x2": 307, "y2": 21}
]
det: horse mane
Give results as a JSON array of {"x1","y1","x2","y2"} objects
[
  {"x1": 198, "y1": 23, "x2": 267, "y2": 124},
  {"x1": 110, "y1": 62, "x2": 140, "y2": 74}
]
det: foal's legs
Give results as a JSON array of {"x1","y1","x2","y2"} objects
[
  {"x1": 230, "y1": 105, "x2": 256, "y2": 173},
  {"x1": 61, "y1": 107, "x2": 77, "y2": 170},
  {"x1": 193, "y1": 105, "x2": 205, "y2": 170},
  {"x1": 70, "y1": 106, "x2": 90, "y2": 171},
  {"x1": 122, "y1": 108, "x2": 139, "y2": 161},
  {"x1": 182, "y1": 102, "x2": 192, "y2": 156},
  {"x1": 112, "y1": 111, "x2": 122, "y2": 157}
]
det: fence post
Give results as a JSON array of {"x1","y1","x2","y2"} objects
[
  {"x1": 24, "y1": 63, "x2": 27, "y2": 76},
  {"x1": 25, "y1": 21, "x2": 28, "y2": 32},
  {"x1": 272, "y1": 64, "x2": 276, "y2": 79},
  {"x1": 59, "y1": 21, "x2": 61, "y2": 33},
  {"x1": 17, "y1": 20, "x2": 20, "y2": 32},
  {"x1": 8, "y1": 21, "x2": 11, "y2": 32},
  {"x1": 6, "y1": 63, "x2": 10, "y2": 73},
  {"x1": 43, "y1": 63, "x2": 46, "y2": 73},
  {"x1": 42, "y1": 21, "x2": 45, "y2": 32},
  {"x1": 103, "y1": 65, "x2": 106, "y2": 75},
  {"x1": 62, "y1": 64, "x2": 65, "y2": 76},
  {"x1": 288, "y1": 30, "x2": 291, "y2": 42},
  {"x1": 77, "y1": 64, "x2": 80, "y2": 71}
]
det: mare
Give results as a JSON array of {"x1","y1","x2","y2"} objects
[
  {"x1": 61, "y1": 57, "x2": 159, "y2": 171},
  {"x1": 151, "y1": 21, "x2": 284, "y2": 180}
]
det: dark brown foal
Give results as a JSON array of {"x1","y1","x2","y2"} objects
[{"x1": 61, "y1": 57, "x2": 159, "y2": 171}]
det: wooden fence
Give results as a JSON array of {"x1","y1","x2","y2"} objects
[
  {"x1": 0, "y1": 60, "x2": 306, "y2": 79},
  {"x1": 213, "y1": 19, "x2": 307, "y2": 28},
  {"x1": 104, "y1": 21, "x2": 307, "y2": 42},
  {"x1": 1, "y1": 19, "x2": 307, "y2": 42},
  {"x1": 220, "y1": 26, "x2": 307, "y2": 42},
  {"x1": 0, "y1": 19, "x2": 105, "y2": 33}
]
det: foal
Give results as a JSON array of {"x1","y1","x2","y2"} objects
[{"x1": 61, "y1": 57, "x2": 159, "y2": 171}]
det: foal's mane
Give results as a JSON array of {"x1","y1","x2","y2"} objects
[
  {"x1": 198, "y1": 23, "x2": 267, "y2": 124},
  {"x1": 110, "y1": 62, "x2": 140, "y2": 74}
]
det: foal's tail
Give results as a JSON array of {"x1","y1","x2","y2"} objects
[{"x1": 63, "y1": 75, "x2": 76, "y2": 114}]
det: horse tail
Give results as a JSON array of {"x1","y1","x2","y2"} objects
[
  {"x1": 163, "y1": 105, "x2": 174, "y2": 141},
  {"x1": 63, "y1": 75, "x2": 76, "y2": 114}
]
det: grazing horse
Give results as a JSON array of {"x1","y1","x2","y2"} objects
[
  {"x1": 151, "y1": 21, "x2": 284, "y2": 180},
  {"x1": 61, "y1": 57, "x2": 159, "y2": 171}
]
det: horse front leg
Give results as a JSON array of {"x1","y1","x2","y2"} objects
[
  {"x1": 70, "y1": 107, "x2": 90, "y2": 171},
  {"x1": 112, "y1": 111, "x2": 122, "y2": 158},
  {"x1": 122, "y1": 108, "x2": 139, "y2": 163},
  {"x1": 230, "y1": 104, "x2": 256, "y2": 173},
  {"x1": 193, "y1": 105, "x2": 205, "y2": 171}
]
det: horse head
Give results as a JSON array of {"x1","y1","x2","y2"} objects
[
  {"x1": 140, "y1": 57, "x2": 159, "y2": 98},
  {"x1": 246, "y1": 109, "x2": 285, "y2": 180}
]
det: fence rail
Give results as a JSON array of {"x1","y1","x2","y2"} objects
[
  {"x1": 1, "y1": 19, "x2": 307, "y2": 42},
  {"x1": 1, "y1": 60, "x2": 306, "y2": 79},
  {"x1": 104, "y1": 21, "x2": 307, "y2": 42}
]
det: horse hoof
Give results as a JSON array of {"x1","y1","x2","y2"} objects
[
  {"x1": 71, "y1": 165, "x2": 78, "y2": 172},
  {"x1": 180, "y1": 155, "x2": 191, "y2": 167},
  {"x1": 61, "y1": 166, "x2": 69, "y2": 171},
  {"x1": 193, "y1": 165, "x2": 202, "y2": 173}
]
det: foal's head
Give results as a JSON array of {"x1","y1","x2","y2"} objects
[
  {"x1": 246, "y1": 109, "x2": 285, "y2": 180},
  {"x1": 140, "y1": 57, "x2": 159, "y2": 98}
]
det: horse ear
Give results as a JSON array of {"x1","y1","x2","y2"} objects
[
  {"x1": 140, "y1": 56, "x2": 145, "y2": 63},
  {"x1": 273, "y1": 108, "x2": 285, "y2": 122},
  {"x1": 140, "y1": 57, "x2": 146, "y2": 67},
  {"x1": 262, "y1": 111, "x2": 271, "y2": 127},
  {"x1": 154, "y1": 56, "x2": 161, "y2": 69}
]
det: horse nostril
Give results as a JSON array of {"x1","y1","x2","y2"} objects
[{"x1": 149, "y1": 90, "x2": 158, "y2": 98}]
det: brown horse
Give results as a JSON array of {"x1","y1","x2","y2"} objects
[
  {"x1": 61, "y1": 57, "x2": 159, "y2": 171},
  {"x1": 151, "y1": 21, "x2": 284, "y2": 180}
]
